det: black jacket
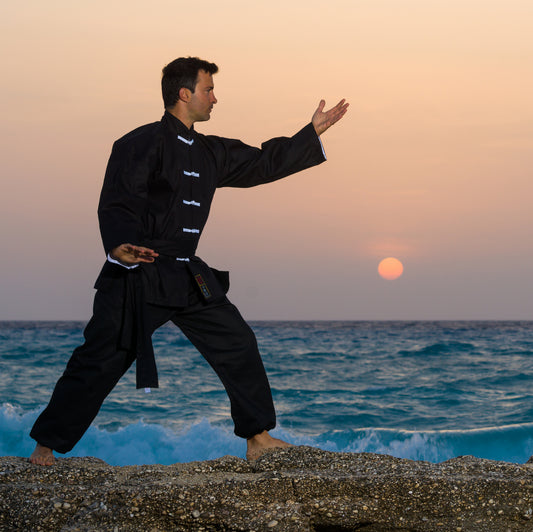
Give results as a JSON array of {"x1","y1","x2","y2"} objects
[{"x1": 95, "y1": 111, "x2": 326, "y2": 387}]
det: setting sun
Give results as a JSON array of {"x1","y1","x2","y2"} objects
[{"x1": 378, "y1": 257, "x2": 404, "y2": 281}]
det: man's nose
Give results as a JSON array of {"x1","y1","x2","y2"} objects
[{"x1": 211, "y1": 93, "x2": 217, "y2": 104}]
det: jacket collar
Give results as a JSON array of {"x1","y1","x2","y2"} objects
[{"x1": 162, "y1": 111, "x2": 196, "y2": 141}]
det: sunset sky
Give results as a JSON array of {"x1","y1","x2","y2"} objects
[{"x1": 1, "y1": 0, "x2": 531, "y2": 320}]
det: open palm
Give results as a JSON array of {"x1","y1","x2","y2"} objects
[{"x1": 312, "y1": 99, "x2": 349, "y2": 136}]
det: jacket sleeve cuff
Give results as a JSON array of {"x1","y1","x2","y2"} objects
[
  {"x1": 107, "y1": 253, "x2": 139, "y2": 270},
  {"x1": 317, "y1": 134, "x2": 326, "y2": 160}
]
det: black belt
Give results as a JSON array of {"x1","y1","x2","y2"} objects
[{"x1": 117, "y1": 239, "x2": 228, "y2": 389}]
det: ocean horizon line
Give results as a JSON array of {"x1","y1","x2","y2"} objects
[{"x1": 1, "y1": 318, "x2": 532, "y2": 324}]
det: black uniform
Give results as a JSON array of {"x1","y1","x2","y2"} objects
[{"x1": 30, "y1": 111, "x2": 325, "y2": 453}]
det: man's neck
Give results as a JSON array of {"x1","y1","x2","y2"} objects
[{"x1": 167, "y1": 107, "x2": 193, "y2": 130}]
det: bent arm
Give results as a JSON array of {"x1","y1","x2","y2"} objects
[
  {"x1": 98, "y1": 138, "x2": 154, "y2": 256},
  {"x1": 109, "y1": 244, "x2": 159, "y2": 267}
]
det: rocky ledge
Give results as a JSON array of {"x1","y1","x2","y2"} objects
[{"x1": 1, "y1": 447, "x2": 533, "y2": 531}]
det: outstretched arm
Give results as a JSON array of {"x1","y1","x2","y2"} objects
[
  {"x1": 312, "y1": 99, "x2": 349, "y2": 136},
  {"x1": 217, "y1": 100, "x2": 347, "y2": 188}
]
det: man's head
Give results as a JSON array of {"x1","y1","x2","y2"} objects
[{"x1": 162, "y1": 57, "x2": 219, "y2": 126}]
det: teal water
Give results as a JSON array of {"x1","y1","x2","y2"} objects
[{"x1": 1, "y1": 321, "x2": 532, "y2": 464}]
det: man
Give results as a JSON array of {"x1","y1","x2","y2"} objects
[{"x1": 29, "y1": 57, "x2": 348, "y2": 466}]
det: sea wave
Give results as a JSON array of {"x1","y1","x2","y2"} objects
[
  {"x1": 397, "y1": 341, "x2": 475, "y2": 357},
  {"x1": 3, "y1": 403, "x2": 532, "y2": 466}
]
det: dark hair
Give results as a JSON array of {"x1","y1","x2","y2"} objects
[{"x1": 162, "y1": 57, "x2": 219, "y2": 109}]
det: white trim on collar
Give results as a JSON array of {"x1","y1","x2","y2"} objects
[{"x1": 177, "y1": 135, "x2": 194, "y2": 145}]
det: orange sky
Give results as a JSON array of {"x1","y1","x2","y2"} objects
[{"x1": 1, "y1": 0, "x2": 532, "y2": 319}]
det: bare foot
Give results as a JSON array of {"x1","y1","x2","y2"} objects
[
  {"x1": 246, "y1": 430, "x2": 293, "y2": 461},
  {"x1": 29, "y1": 444, "x2": 55, "y2": 466}
]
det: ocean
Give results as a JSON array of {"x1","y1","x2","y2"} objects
[{"x1": 1, "y1": 321, "x2": 532, "y2": 466}]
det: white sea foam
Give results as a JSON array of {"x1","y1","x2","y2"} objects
[{"x1": 3, "y1": 403, "x2": 532, "y2": 466}]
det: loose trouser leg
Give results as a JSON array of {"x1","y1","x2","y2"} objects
[
  {"x1": 172, "y1": 297, "x2": 276, "y2": 439},
  {"x1": 30, "y1": 287, "x2": 171, "y2": 453}
]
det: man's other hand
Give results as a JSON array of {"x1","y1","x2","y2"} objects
[
  {"x1": 312, "y1": 99, "x2": 349, "y2": 136},
  {"x1": 110, "y1": 244, "x2": 159, "y2": 266}
]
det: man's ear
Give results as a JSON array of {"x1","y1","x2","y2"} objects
[{"x1": 178, "y1": 87, "x2": 191, "y2": 103}]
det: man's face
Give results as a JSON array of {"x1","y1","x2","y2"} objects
[{"x1": 187, "y1": 70, "x2": 217, "y2": 123}]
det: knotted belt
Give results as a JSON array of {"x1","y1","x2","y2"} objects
[{"x1": 116, "y1": 239, "x2": 228, "y2": 390}]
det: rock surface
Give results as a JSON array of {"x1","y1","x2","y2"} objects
[{"x1": 2, "y1": 447, "x2": 533, "y2": 531}]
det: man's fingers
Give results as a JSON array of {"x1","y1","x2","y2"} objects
[
  {"x1": 117, "y1": 244, "x2": 159, "y2": 264},
  {"x1": 323, "y1": 99, "x2": 346, "y2": 115},
  {"x1": 327, "y1": 101, "x2": 349, "y2": 124},
  {"x1": 329, "y1": 100, "x2": 348, "y2": 116},
  {"x1": 321, "y1": 99, "x2": 349, "y2": 124},
  {"x1": 131, "y1": 245, "x2": 158, "y2": 257},
  {"x1": 136, "y1": 255, "x2": 156, "y2": 263},
  {"x1": 332, "y1": 99, "x2": 346, "y2": 110}
]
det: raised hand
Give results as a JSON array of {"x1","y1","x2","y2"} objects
[
  {"x1": 312, "y1": 99, "x2": 349, "y2": 136},
  {"x1": 110, "y1": 243, "x2": 159, "y2": 266}
]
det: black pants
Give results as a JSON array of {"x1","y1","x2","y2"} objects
[{"x1": 30, "y1": 282, "x2": 276, "y2": 453}]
